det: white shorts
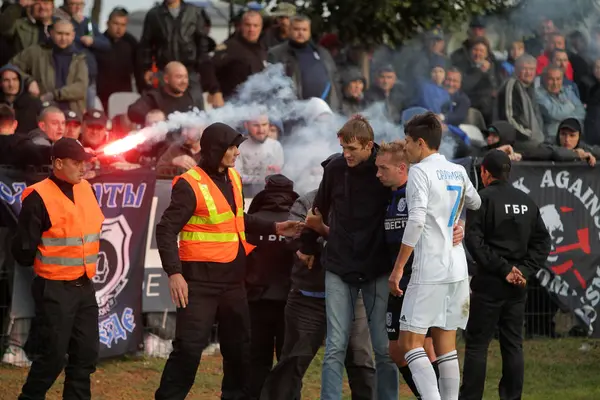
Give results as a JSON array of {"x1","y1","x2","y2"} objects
[{"x1": 399, "y1": 278, "x2": 470, "y2": 335}]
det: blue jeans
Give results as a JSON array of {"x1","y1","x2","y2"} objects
[{"x1": 321, "y1": 271, "x2": 399, "y2": 400}]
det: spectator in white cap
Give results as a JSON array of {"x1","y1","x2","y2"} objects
[
  {"x1": 64, "y1": 110, "x2": 82, "y2": 139},
  {"x1": 80, "y1": 109, "x2": 108, "y2": 150}
]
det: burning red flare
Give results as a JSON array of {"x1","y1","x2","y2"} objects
[{"x1": 101, "y1": 132, "x2": 147, "y2": 156}]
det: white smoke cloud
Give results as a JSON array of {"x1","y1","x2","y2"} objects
[{"x1": 130, "y1": 63, "x2": 459, "y2": 194}]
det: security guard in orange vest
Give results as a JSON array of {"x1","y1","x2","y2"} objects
[
  {"x1": 154, "y1": 122, "x2": 302, "y2": 400},
  {"x1": 11, "y1": 137, "x2": 104, "y2": 400}
]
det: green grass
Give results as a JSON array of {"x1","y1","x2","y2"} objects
[{"x1": 0, "y1": 338, "x2": 598, "y2": 399}]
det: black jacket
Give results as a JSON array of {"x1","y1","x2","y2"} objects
[
  {"x1": 127, "y1": 87, "x2": 204, "y2": 125},
  {"x1": 0, "y1": 64, "x2": 43, "y2": 134},
  {"x1": 245, "y1": 174, "x2": 298, "y2": 301},
  {"x1": 139, "y1": 1, "x2": 219, "y2": 93},
  {"x1": 465, "y1": 180, "x2": 551, "y2": 297},
  {"x1": 300, "y1": 149, "x2": 392, "y2": 284},
  {"x1": 213, "y1": 33, "x2": 267, "y2": 100},
  {"x1": 155, "y1": 122, "x2": 274, "y2": 283},
  {"x1": 95, "y1": 31, "x2": 143, "y2": 107}
]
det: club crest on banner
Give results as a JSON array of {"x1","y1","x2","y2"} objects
[{"x1": 95, "y1": 215, "x2": 132, "y2": 317}]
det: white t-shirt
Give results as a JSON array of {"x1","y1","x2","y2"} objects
[
  {"x1": 404, "y1": 153, "x2": 481, "y2": 284},
  {"x1": 235, "y1": 137, "x2": 284, "y2": 184}
]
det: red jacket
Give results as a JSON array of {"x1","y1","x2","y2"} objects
[{"x1": 536, "y1": 52, "x2": 573, "y2": 80}]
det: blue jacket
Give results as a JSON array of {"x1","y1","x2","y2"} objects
[{"x1": 417, "y1": 81, "x2": 451, "y2": 114}]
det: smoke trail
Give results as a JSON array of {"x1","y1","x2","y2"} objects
[{"x1": 130, "y1": 63, "x2": 459, "y2": 194}]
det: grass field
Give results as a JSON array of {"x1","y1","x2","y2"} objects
[{"x1": 0, "y1": 338, "x2": 598, "y2": 400}]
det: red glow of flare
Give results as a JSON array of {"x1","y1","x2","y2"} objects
[{"x1": 101, "y1": 132, "x2": 146, "y2": 156}]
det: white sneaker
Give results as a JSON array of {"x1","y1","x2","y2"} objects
[
  {"x1": 203, "y1": 343, "x2": 221, "y2": 356},
  {"x1": 2, "y1": 345, "x2": 32, "y2": 367},
  {"x1": 143, "y1": 333, "x2": 173, "y2": 359}
]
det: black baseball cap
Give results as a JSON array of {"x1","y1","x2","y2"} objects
[
  {"x1": 481, "y1": 149, "x2": 511, "y2": 179},
  {"x1": 51, "y1": 138, "x2": 94, "y2": 161},
  {"x1": 64, "y1": 110, "x2": 81, "y2": 124},
  {"x1": 558, "y1": 118, "x2": 582, "y2": 133},
  {"x1": 470, "y1": 16, "x2": 486, "y2": 28},
  {"x1": 83, "y1": 109, "x2": 107, "y2": 127}
]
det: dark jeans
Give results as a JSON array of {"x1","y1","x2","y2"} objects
[
  {"x1": 20, "y1": 276, "x2": 99, "y2": 400},
  {"x1": 459, "y1": 289, "x2": 526, "y2": 400},
  {"x1": 155, "y1": 282, "x2": 250, "y2": 400},
  {"x1": 260, "y1": 290, "x2": 375, "y2": 400},
  {"x1": 248, "y1": 299, "x2": 286, "y2": 400}
]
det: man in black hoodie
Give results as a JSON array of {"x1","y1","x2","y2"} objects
[
  {"x1": 0, "y1": 64, "x2": 42, "y2": 134},
  {"x1": 244, "y1": 174, "x2": 298, "y2": 399},
  {"x1": 298, "y1": 116, "x2": 398, "y2": 399},
  {"x1": 154, "y1": 122, "x2": 302, "y2": 400}
]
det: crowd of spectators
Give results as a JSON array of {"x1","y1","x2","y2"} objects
[{"x1": 1, "y1": 0, "x2": 600, "y2": 185}]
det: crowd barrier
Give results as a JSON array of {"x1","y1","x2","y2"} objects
[{"x1": 0, "y1": 159, "x2": 598, "y2": 362}]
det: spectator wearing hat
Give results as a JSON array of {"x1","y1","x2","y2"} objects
[
  {"x1": 339, "y1": 67, "x2": 366, "y2": 116},
  {"x1": 364, "y1": 65, "x2": 405, "y2": 124},
  {"x1": 550, "y1": 118, "x2": 600, "y2": 166},
  {"x1": 457, "y1": 37, "x2": 498, "y2": 125},
  {"x1": 64, "y1": 109, "x2": 82, "y2": 140},
  {"x1": 461, "y1": 150, "x2": 550, "y2": 400},
  {"x1": 95, "y1": 7, "x2": 144, "y2": 111},
  {"x1": 244, "y1": 174, "x2": 299, "y2": 399},
  {"x1": 0, "y1": 63, "x2": 43, "y2": 134},
  {"x1": 213, "y1": 10, "x2": 267, "y2": 101},
  {"x1": 80, "y1": 109, "x2": 108, "y2": 151},
  {"x1": 411, "y1": 28, "x2": 448, "y2": 82},
  {"x1": 261, "y1": 2, "x2": 296, "y2": 49},
  {"x1": 450, "y1": 17, "x2": 493, "y2": 71},
  {"x1": 479, "y1": 120, "x2": 558, "y2": 162}
]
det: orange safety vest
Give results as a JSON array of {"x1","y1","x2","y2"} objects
[
  {"x1": 176, "y1": 166, "x2": 255, "y2": 263},
  {"x1": 22, "y1": 178, "x2": 105, "y2": 281}
]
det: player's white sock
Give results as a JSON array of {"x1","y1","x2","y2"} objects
[
  {"x1": 436, "y1": 350, "x2": 460, "y2": 400},
  {"x1": 405, "y1": 347, "x2": 441, "y2": 400}
]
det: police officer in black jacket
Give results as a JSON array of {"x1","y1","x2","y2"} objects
[
  {"x1": 244, "y1": 174, "x2": 298, "y2": 399},
  {"x1": 460, "y1": 150, "x2": 551, "y2": 400}
]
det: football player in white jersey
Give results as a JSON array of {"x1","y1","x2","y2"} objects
[{"x1": 388, "y1": 112, "x2": 481, "y2": 400}]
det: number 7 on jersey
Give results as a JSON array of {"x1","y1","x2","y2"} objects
[{"x1": 447, "y1": 185, "x2": 463, "y2": 227}]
